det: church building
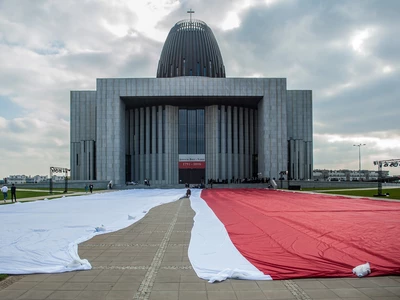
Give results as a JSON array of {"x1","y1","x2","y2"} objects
[{"x1": 70, "y1": 16, "x2": 313, "y2": 185}]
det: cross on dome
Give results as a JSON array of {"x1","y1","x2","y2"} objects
[{"x1": 187, "y1": 8, "x2": 195, "y2": 22}]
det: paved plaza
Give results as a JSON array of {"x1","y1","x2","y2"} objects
[{"x1": 1, "y1": 197, "x2": 400, "y2": 300}]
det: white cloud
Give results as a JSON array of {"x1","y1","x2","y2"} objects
[
  {"x1": 221, "y1": 11, "x2": 241, "y2": 31},
  {"x1": 350, "y1": 28, "x2": 372, "y2": 54}
]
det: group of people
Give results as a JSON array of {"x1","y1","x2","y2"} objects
[
  {"x1": 1, "y1": 184, "x2": 17, "y2": 202},
  {"x1": 84, "y1": 184, "x2": 94, "y2": 193}
]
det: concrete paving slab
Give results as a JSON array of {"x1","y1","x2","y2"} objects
[{"x1": 1, "y1": 197, "x2": 399, "y2": 300}]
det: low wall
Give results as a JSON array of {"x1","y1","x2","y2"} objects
[{"x1": 15, "y1": 180, "x2": 110, "y2": 190}]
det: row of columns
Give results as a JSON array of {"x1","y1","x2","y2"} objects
[
  {"x1": 126, "y1": 105, "x2": 179, "y2": 184},
  {"x1": 205, "y1": 105, "x2": 258, "y2": 182}
]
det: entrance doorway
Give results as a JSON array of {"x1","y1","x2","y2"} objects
[{"x1": 179, "y1": 169, "x2": 205, "y2": 185}]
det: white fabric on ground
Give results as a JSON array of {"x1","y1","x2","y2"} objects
[
  {"x1": 0, "y1": 189, "x2": 184, "y2": 274},
  {"x1": 188, "y1": 190, "x2": 272, "y2": 282}
]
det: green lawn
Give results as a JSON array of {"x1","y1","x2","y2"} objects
[
  {"x1": 318, "y1": 188, "x2": 400, "y2": 200},
  {"x1": 0, "y1": 274, "x2": 7, "y2": 281},
  {"x1": 5, "y1": 189, "x2": 84, "y2": 200},
  {"x1": 13, "y1": 191, "x2": 55, "y2": 199}
]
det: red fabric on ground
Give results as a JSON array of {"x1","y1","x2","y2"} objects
[{"x1": 201, "y1": 189, "x2": 400, "y2": 280}]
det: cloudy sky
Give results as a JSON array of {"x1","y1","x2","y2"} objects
[{"x1": 0, "y1": 0, "x2": 399, "y2": 179}]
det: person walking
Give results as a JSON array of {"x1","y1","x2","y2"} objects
[
  {"x1": 84, "y1": 184, "x2": 89, "y2": 193},
  {"x1": 89, "y1": 184, "x2": 93, "y2": 193},
  {"x1": 1, "y1": 184, "x2": 8, "y2": 202},
  {"x1": 11, "y1": 184, "x2": 17, "y2": 202}
]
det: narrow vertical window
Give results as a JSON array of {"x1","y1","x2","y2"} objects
[
  {"x1": 218, "y1": 106, "x2": 221, "y2": 154},
  {"x1": 156, "y1": 107, "x2": 158, "y2": 154},
  {"x1": 150, "y1": 108, "x2": 152, "y2": 154},
  {"x1": 162, "y1": 106, "x2": 165, "y2": 154}
]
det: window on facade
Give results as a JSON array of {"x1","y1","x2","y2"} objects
[
  {"x1": 162, "y1": 106, "x2": 165, "y2": 153},
  {"x1": 218, "y1": 106, "x2": 221, "y2": 154},
  {"x1": 179, "y1": 108, "x2": 205, "y2": 154},
  {"x1": 149, "y1": 109, "x2": 152, "y2": 154}
]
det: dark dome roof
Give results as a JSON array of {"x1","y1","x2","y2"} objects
[{"x1": 157, "y1": 19, "x2": 226, "y2": 78}]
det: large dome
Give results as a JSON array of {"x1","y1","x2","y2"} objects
[{"x1": 156, "y1": 19, "x2": 226, "y2": 78}]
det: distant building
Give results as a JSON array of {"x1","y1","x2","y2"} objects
[
  {"x1": 313, "y1": 169, "x2": 390, "y2": 181},
  {"x1": 5, "y1": 175, "x2": 66, "y2": 184}
]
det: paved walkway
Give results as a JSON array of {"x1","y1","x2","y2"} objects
[{"x1": 1, "y1": 197, "x2": 400, "y2": 300}]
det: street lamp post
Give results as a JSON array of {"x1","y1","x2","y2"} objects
[{"x1": 353, "y1": 144, "x2": 366, "y2": 180}]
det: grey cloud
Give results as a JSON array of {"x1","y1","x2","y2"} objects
[{"x1": 0, "y1": 0, "x2": 399, "y2": 176}]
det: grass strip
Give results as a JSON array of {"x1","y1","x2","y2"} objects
[{"x1": 318, "y1": 188, "x2": 400, "y2": 200}]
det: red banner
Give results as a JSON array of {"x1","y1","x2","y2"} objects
[{"x1": 179, "y1": 161, "x2": 206, "y2": 169}]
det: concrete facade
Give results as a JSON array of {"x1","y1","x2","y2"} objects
[{"x1": 70, "y1": 77, "x2": 312, "y2": 185}]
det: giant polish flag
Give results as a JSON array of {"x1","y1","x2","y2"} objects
[{"x1": 189, "y1": 188, "x2": 400, "y2": 281}]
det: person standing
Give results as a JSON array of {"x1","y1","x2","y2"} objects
[
  {"x1": 1, "y1": 184, "x2": 8, "y2": 202},
  {"x1": 89, "y1": 184, "x2": 93, "y2": 193},
  {"x1": 11, "y1": 184, "x2": 17, "y2": 202},
  {"x1": 84, "y1": 184, "x2": 89, "y2": 193}
]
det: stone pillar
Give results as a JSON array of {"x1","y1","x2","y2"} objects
[
  {"x1": 152, "y1": 106, "x2": 157, "y2": 183},
  {"x1": 227, "y1": 106, "x2": 232, "y2": 182},
  {"x1": 134, "y1": 109, "x2": 140, "y2": 182},
  {"x1": 157, "y1": 106, "x2": 163, "y2": 183},
  {"x1": 140, "y1": 107, "x2": 145, "y2": 181},
  {"x1": 233, "y1": 106, "x2": 239, "y2": 180},
  {"x1": 220, "y1": 105, "x2": 226, "y2": 181}
]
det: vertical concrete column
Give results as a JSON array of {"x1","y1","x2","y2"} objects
[
  {"x1": 71, "y1": 91, "x2": 96, "y2": 180},
  {"x1": 140, "y1": 107, "x2": 145, "y2": 181},
  {"x1": 172, "y1": 106, "x2": 179, "y2": 184},
  {"x1": 258, "y1": 78, "x2": 288, "y2": 180},
  {"x1": 306, "y1": 141, "x2": 313, "y2": 179},
  {"x1": 151, "y1": 106, "x2": 157, "y2": 183},
  {"x1": 205, "y1": 106, "x2": 219, "y2": 181},
  {"x1": 116, "y1": 99, "x2": 126, "y2": 184},
  {"x1": 205, "y1": 106, "x2": 211, "y2": 181},
  {"x1": 70, "y1": 143, "x2": 78, "y2": 179},
  {"x1": 233, "y1": 106, "x2": 239, "y2": 180},
  {"x1": 95, "y1": 80, "x2": 105, "y2": 181},
  {"x1": 157, "y1": 106, "x2": 163, "y2": 183},
  {"x1": 227, "y1": 106, "x2": 232, "y2": 182},
  {"x1": 239, "y1": 107, "x2": 244, "y2": 179},
  {"x1": 244, "y1": 108, "x2": 249, "y2": 178},
  {"x1": 220, "y1": 105, "x2": 226, "y2": 181},
  {"x1": 277, "y1": 79, "x2": 288, "y2": 179},
  {"x1": 163, "y1": 106, "x2": 169, "y2": 184},
  {"x1": 249, "y1": 109, "x2": 254, "y2": 178},
  {"x1": 305, "y1": 91, "x2": 313, "y2": 180},
  {"x1": 80, "y1": 141, "x2": 85, "y2": 180},
  {"x1": 134, "y1": 109, "x2": 140, "y2": 182},
  {"x1": 129, "y1": 109, "x2": 134, "y2": 180},
  {"x1": 254, "y1": 109, "x2": 258, "y2": 164},
  {"x1": 89, "y1": 140, "x2": 95, "y2": 180},
  {"x1": 214, "y1": 106, "x2": 220, "y2": 180},
  {"x1": 145, "y1": 107, "x2": 150, "y2": 180},
  {"x1": 164, "y1": 106, "x2": 179, "y2": 184}
]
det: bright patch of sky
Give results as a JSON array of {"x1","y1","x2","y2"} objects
[
  {"x1": 0, "y1": 96, "x2": 25, "y2": 119},
  {"x1": 350, "y1": 28, "x2": 372, "y2": 54}
]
